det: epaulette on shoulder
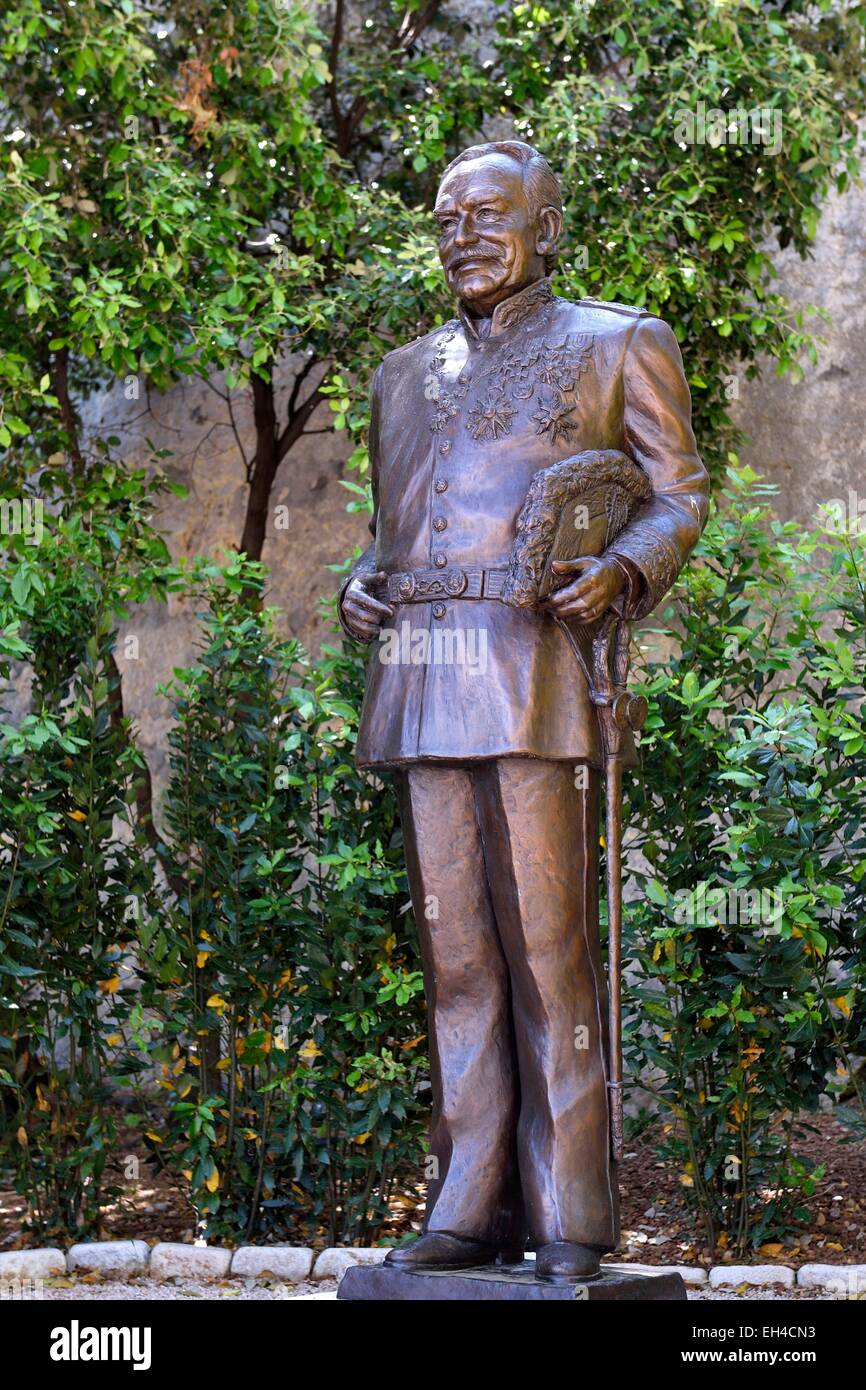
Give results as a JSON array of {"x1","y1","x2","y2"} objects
[
  {"x1": 385, "y1": 318, "x2": 457, "y2": 362},
  {"x1": 578, "y1": 297, "x2": 654, "y2": 319}
]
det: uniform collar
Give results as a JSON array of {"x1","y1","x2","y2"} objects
[{"x1": 458, "y1": 276, "x2": 555, "y2": 341}]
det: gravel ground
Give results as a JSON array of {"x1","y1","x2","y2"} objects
[
  {"x1": 39, "y1": 1275, "x2": 339, "y2": 1301},
  {"x1": 688, "y1": 1287, "x2": 838, "y2": 1301}
]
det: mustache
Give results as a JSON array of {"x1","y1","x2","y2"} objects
[{"x1": 445, "y1": 245, "x2": 506, "y2": 272}]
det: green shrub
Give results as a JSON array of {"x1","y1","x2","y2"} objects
[
  {"x1": 623, "y1": 467, "x2": 865, "y2": 1254},
  {"x1": 0, "y1": 463, "x2": 168, "y2": 1236},
  {"x1": 147, "y1": 561, "x2": 426, "y2": 1244}
]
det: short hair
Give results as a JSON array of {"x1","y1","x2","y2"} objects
[{"x1": 438, "y1": 140, "x2": 563, "y2": 274}]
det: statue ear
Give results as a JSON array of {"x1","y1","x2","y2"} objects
[{"x1": 536, "y1": 206, "x2": 563, "y2": 257}]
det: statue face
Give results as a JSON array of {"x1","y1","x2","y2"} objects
[{"x1": 435, "y1": 152, "x2": 549, "y2": 311}]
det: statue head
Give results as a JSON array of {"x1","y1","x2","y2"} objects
[{"x1": 434, "y1": 140, "x2": 563, "y2": 314}]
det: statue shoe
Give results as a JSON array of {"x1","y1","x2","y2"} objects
[
  {"x1": 384, "y1": 1232, "x2": 498, "y2": 1271},
  {"x1": 535, "y1": 1242, "x2": 601, "y2": 1282},
  {"x1": 497, "y1": 1247, "x2": 527, "y2": 1266}
]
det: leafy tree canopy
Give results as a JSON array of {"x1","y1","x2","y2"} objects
[{"x1": 1, "y1": 0, "x2": 863, "y2": 552}]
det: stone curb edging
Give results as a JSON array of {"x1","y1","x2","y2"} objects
[{"x1": 0, "y1": 1244, "x2": 863, "y2": 1292}]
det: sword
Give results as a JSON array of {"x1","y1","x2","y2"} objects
[{"x1": 590, "y1": 613, "x2": 647, "y2": 1163}]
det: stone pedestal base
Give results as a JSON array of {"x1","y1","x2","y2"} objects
[{"x1": 337, "y1": 1261, "x2": 687, "y2": 1302}]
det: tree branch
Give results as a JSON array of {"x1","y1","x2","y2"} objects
[
  {"x1": 106, "y1": 650, "x2": 186, "y2": 902},
  {"x1": 52, "y1": 346, "x2": 85, "y2": 475},
  {"x1": 327, "y1": 0, "x2": 443, "y2": 158}
]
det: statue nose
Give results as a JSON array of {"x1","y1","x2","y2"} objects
[{"x1": 453, "y1": 218, "x2": 478, "y2": 247}]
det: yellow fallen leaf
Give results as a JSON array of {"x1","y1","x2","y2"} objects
[
  {"x1": 354, "y1": 1131, "x2": 372, "y2": 1146},
  {"x1": 196, "y1": 951, "x2": 209, "y2": 969},
  {"x1": 98, "y1": 976, "x2": 120, "y2": 994},
  {"x1": 205, "y1": 1167, "x2": 220, "y2": 1193},
  {"x1": 145, "y1": 1131, "x2": 163, "y2": 1144},
  {"x1": 206, "y1": 994, "x2": 227, "y2": 1013},
  {"x1": 298, "y1": 1039, "x2": 321, "y2": 1063},
  {"x1": 106, "y1": 1033, "x2": 122, "y2": 1047},
  {"x1": 832, "y1": 995, "x2": 852, "y2": 1018},
  {"x1": 679, "y1": 1173, "x2": 694, "y2": 1188},
  {"x1": 759, "y1": 1242, "x2": 784, "y2": 1257},
  {"x1": 16, "y1": 1126, "x2": 27, "y2": 1147},
  {"x1": 67, "y1": 810, "x2": 87, "y2": 822}
]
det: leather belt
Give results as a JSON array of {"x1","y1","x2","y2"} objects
[{"x1": 382, "y1": 567, "x2": 507, "y2": 604}]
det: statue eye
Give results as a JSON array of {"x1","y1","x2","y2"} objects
[{"x1": 475, "y1": 207, "x2": 497, "y2": 220}]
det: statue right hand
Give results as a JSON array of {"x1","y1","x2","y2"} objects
[{"x1": 340, "y1": 572, "x2": 394, "y2": 643}]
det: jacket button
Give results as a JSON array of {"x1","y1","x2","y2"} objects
[
  {"x1": 433, "y1": 516, "x2": 447, "y2": 532},
  {"x1": 432, "y1": 603, "x2": 446, "y2": 619},
  {"x1": 434, "y1": 478, "x2": 448, "y2": 493},
  {"x1": 433, "y1": 552, "x2": 447, "y2": 568}
]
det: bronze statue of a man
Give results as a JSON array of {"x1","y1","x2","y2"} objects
[{"x1": 339, "y1": 140, "x2": 709, "y2": 1281}]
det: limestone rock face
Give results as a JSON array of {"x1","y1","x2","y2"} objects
[
  {"x1": 797, "y1": 1263, "x2": 866, "y2": 1294},
  {"x1": 312, "y1": 1246, "x2": 390, "y2": 1280},
  {"x1": 67, "y1": 1240, "x2": 150, "y2": 1277},
  {"x1": 708, "y1": 1264, "x2": 795, "y2": 1289},
  {"x1": 230, "y1": 1246, "x2": 315, "y2": 1282},
  {"x1": 0, "y1": 1247, "x2": 66, "y2": 1282},
  {"x1": 149, "y1": 1242, "x2": 232, "y2": 1281},
  {"x1": 731, "y1": 133, "x2": 866, "y2": 525},
  {"x1": 80, "y1": 358, "x2": 369, "y2": 801}
]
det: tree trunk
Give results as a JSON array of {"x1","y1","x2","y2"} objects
[
  {"x1": 52, "y1": 346, "x2": 85, "y2": 475},
  {"x1": 238, "y1": 368, "x2": 323, "y2": 563},
  {"x1": 239, "y1": 372, "x2": 278, "y2": 562}
]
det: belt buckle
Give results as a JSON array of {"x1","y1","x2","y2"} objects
[{"x1": 445, "y1": 569, "x2": 468, "y2": 597}]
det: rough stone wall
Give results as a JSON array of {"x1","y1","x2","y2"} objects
[
  {"x1": 731, "y1": 146, "x2": 866, "y2": 526},
  {"x1": 82, "y1": 364, "x2": 370, "y2": 798}
]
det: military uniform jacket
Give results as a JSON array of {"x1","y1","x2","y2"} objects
[{"x1": 344, "y1": 277, "x2": 709, "y2": 770}]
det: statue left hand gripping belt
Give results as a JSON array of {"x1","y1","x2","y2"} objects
[{"x1": 338, "y1": 140, "x2": 709, "y2": 1285}]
